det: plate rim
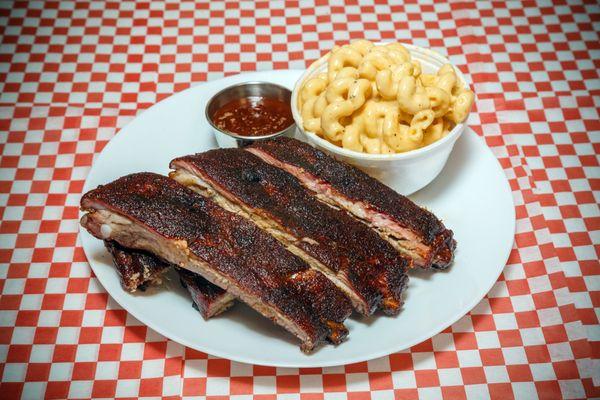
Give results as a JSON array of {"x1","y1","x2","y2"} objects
[{"x1": 80, "y1": 69, "x2": 515, "y2": 368}]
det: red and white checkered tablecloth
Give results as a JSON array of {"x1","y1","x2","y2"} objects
[{"x1": 0, "y1": 1, "x2": 598, "y2": 399}]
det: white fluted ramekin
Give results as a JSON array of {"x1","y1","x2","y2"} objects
[{"x1": 291, "y1": 43, "x2": 471, "y2": 195}]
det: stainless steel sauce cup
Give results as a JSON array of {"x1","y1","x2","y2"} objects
[{"x1": 205, "y1": 81, "x2": 296, "y2": 148}]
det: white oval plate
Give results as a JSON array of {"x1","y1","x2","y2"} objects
[{"x1": 80, "y1": 70, "x2": 515, "y2": 368}]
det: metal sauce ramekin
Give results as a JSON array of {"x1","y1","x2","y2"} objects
[{"x1": 205, "y1": 81, "x2": 296, "y2": 148}]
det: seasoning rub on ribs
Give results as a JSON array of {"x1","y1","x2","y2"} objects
[
  {"x1": 80, "y1": 173, "x2": 352, "y2": 352},
  {"x1": 247, "y1": 137, "x2": 456, "y2": 269},
  {"x1": 170, "y1": 150, "x2": 410, "y2": 316}
]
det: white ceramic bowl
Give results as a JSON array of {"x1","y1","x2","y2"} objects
[{"x1": 291, "y1": 43, "x2": 471, "y2": 195}]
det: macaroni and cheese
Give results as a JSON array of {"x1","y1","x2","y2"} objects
[{"x1": 298, "y1": 40, "x2": 475, "y2": 154}]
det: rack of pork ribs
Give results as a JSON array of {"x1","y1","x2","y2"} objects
[{"x1": 80, "y1": 137, "x2": 455, "y2": 352}]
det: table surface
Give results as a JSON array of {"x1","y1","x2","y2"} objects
[{"x1": 0, "y1": 1, "x2": 598, "y2": 399}]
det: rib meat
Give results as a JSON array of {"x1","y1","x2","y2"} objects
[
  {"x1": 176, "y1": 267, "x2": 236, "y2": 319},
  {"x1": 170, "y1": 150, "x2": 409, "y2": 316},
  {"x1": 104, "y1": 240, "x2": 170, "y2": 292},
  {"x1": 247, "y1": 137, "x2": 456, "y2": 269},
  {"x1": 105, "y1": 240, "x2": 235, "y2": 319},
  {"x1": 80, "y1": 172, "x2": 352, "y2": 352}
]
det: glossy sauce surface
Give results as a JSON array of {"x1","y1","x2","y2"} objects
[{"x1": 212, "y1": 96, "x2": 293, "y2": 137}]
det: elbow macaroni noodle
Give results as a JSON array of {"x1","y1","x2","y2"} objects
[{"x1": 298, "y1": 40, "x2": 475, "y2": 154}]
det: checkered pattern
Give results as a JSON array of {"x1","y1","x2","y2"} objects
[{"x1": 0, "y1": 1, "x2": 598, "y2": 399}]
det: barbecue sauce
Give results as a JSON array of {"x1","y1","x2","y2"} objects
[{"x1": 213, "y1": 96, "x2": 293, "y2": 137}]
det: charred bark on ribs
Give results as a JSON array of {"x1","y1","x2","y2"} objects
[
  {"x1": 247, "y1": 137, "x2": 456, "y2": 269},
  {"x1": 170, "y1": 149, "x2": 410, "y2": 316},
  {"x1": 80, "y1": 172, "x2": 351, "y2": 352}
]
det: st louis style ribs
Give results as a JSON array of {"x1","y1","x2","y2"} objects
[
  {"x1": 80, "y1": 172, "x2": 352, "y2": 352},
  {"x1": 247, "y1": 137, "x2": 456, "y2": 269},
  {"x1": 80, "y1": 137, "x2": 457, "y2": 351},
  {"x1": 170, "y1": 149, "x2": 410, "y2": 316}
]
